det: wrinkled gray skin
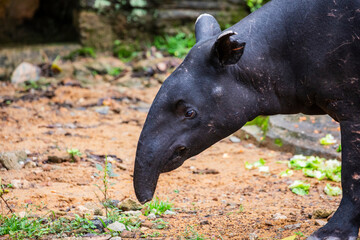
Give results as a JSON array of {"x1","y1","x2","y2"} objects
[{"x1": 134, "y1": 0, "x2": 360, "y2": 239}]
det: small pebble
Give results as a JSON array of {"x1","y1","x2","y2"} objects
[
  {"x1": 229, "y1": 136, "x2": 241, "y2": 143},
  {"x1": 283, "y1": 223, "x2": 301, "y2": 230},
  {"x1": 315, "y1": 219, "x2": 327, "y2": 226},
  {"x1": 273, "y1": 213, "x2": 287, "y2": 220}
]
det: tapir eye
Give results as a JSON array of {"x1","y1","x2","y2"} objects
[{"x1": 185, "y1": 109, "x2": 196, "y2": 118}]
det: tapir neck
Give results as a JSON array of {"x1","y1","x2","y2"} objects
[{"x1": 230, "y1": 0, "x2": 326, "y2": 116}]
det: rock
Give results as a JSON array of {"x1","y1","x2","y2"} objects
[
  {"x1": 76, "y1": 205, "x2": 91, "y2": 216},
  {"x1": 315, "y1": 219, "x2": 327, "y2": 226},
  {"x1": 11, "y1": 179, "x2": 31, "y2": 189},
  {"x1": 147, "y1": 213, "x2": 156, "y2": 220},
  {"x1": 272, "y1": 213, "x2": 287, "y2": 220},
  {"x1": 0, "y1": 151, "x2": 27, "y2": 170},
  {"x1": 94, "y1": 106, "x2": 110, "y2": 115},
  {"x1": 78, "y1": 11, "x2": 113, "y2": 50},
  {"x1": 120, "y1": 230, "x2": 136, "y2": 238},
  {"x1": 140, "y1": 226, "x2": 149, "y2": 232},
  {"x1": 110, "y1": 237, "x2": 122, "y2": 240},
  {"x1": 229, "y1": 135, "x2": 241, "y2": 143},
  {"x1": 156, "y1": 62, "x2": 167, "y2": 72},
  {"x1": 106, "y1": 221, "x2": 126, "y2": 232},
  {"x1": 265, "y1": 221, "x2": 274, "y2": 226},
  {"x1": 108, "y1": 200, "x2": 120, "y2": 208},
  {"x1": 283, "y1": 223, "x2": 301, "y2": 230},
  {"x1": 141, "y1": 220, "x2": 154, "y2": 228},
  {"x1": 11, "y1": 62, "x2": 41, "y2": 84},
  {"x1": 313, "y1": 209, "x2": 334, "y2": 219},
  {"x1": 234, "y1": 114, "x2": 341, "y2": 160},
  {"x1": 192, "y1": 168, "x2": 219, "y2": 174},
  {"x1": 327, "y1": 211, "x2": 335, "y2": 221},
  {"x1": 116, "y1": 164, "x2": 127, "y2": 171},
  {"x1": 92, "y1": 218, "x2": 113, "y2": 232},
  {"x1": 47, "y1": 155, "x2": 70, "y2": 163},
  {"x1": 249, "y1": 232, "x2": 258, "y2": 240},
  {"x1": 117, "y1": 199, "x2": 142, "y2": 211},
  {"x1": 24, "y1": 160, "x2": 37, "y2": 169},
  {"x1": 81, "y1": 235, "x2": 112, "y2": 240},
  {"x1": 122, "y1": 210, "x2": 142, "y2": 216},
  {"x1": 164, "y1": 210, "x2": 176, "y2": 215},
  {"x1": 42, "y1": 165, "x2": 52, "y2": 171},
  {"x1": 199, "y1": 219, "x2": 209, "y2": 225}
]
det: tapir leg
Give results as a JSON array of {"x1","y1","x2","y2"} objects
[{"x1": 308, "y1": 121, "x2": 360, "y2": 240}]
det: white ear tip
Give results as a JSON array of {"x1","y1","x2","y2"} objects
[
  {"x1": 195, "y1": 13, "x2": 214, "y2": 25},
  {"x1": 218, "y1": 30, "x2": 238, "y2": 39}
]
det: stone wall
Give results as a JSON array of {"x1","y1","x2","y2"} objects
[
  {"x1": 0, "y1": 0, "x2": 249, "y2": 48},
  {"x1": 155, "y1": 0, "x2": 249, "y2": 34}
]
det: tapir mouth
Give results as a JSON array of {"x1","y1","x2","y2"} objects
[{"x1": 161, "y1": 146, "x2": 189, "y2": 173}]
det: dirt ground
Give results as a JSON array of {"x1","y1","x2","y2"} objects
[{"x1": 0, "y1": 56, "x2": 342, "y2": 239}]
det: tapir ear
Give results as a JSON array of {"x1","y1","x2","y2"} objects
[
  {"x1": 213, "y1": 30, "x2": 246, "y2": 66},
  {"x1": 195, "y1": 14, "x2": 221, "y2": 43}
]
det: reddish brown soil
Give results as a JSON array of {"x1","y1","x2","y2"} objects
[{"x1": 0, "y1": 60, "x2": 342, "y2": 240}]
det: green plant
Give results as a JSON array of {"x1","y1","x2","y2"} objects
[
  {"x1": 245, "y1": 116, "x2": 269, "y2": 136},
  {"x1": 274, "y1": 138, "x2": 283, "y2": 147},
  {"x1": 150, "y1": 231, "x2": 161, "y2": 237},
  {"x1": 279, "y1": 169, "x2": 294, "y2": 177},
  {"x1": 324, "y1": 183, "x2": 342, "y2": 196},
  {"x1": 152, "y1": 218, "x2": 169, "y2": 229},
  {"x1": 113, "y1": 40, "x2": 139, "y2": 62},
  {"x1": 143, "y1": 197, "x2": 173, "y2": 216},
  {"x1": 247, "y1": 0, "x2": 264, "y2": 12},
  {"x1": 319, "y1": 134, "x2": 337, "y2": 145},
  {"x1": 182, "y1": 226, "x2": 205, "y2": 240},
  {"x1": 0, "y1": 178, "x2": 13, "y2": 214},
  {"x1": 23, "y1": 78, "x2": 52, "y2": 91},
  {"x1": 24, "y1": 80, "x2": 40, "y2": 90},
  {"x1": 154, "y1": 32, "x2": 196, "y2": 58},
  {"x1": 288, "y1": 155, "x2": 341, "y2": 182},
  {"x1": 245, "y1": 158, "x2": 266, "y2": 170},
  {"x1": 64, "y1": 47, "x2": 96, "y2": 60},
  {"x1": 289, "y1": 180, "x2": 310, "y2": 196},
  {"x1": 67, "y1": 148, "x2": 82, "y2": 162},
  {"x1": 337, "y1": 144, "x2": 342, "y2": 152},
  {"x1": 0, "y1": 213, "x2": 97, "y2": 239},
  {"x1": 94, "y1": 156, "x2": 118, "y2": 217},
  {"x1": 106, "y1": 67, "x2": 123, "y2": 76}
]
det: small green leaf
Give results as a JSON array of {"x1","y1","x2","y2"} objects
[
  {"x1": 280, "y1": 169, "x2": 294, "y2": 177},
  {"x1": 289, "y1": 180, "x2": 310, "y2": 195},
  {"x1": 336, "y1": 144, "x2": 342, "y2": 152},
  {"x1": 244, "y1": 158, "x2": 266, "y2": 170},
  {"x1": 96, "y1": 163, "x2": 103, "y2": 172},
  {"x1": 319, "y1": 134, "x2": 337, "y2": 145},
  {"x1": 324, "y1": 183, "x2": 342, "y2": 196}
]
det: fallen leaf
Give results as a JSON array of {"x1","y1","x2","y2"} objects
[{"x1": 281, "y1": 235, "x2": 296, "y2": 240}]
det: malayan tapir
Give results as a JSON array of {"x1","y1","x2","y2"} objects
[{"x1": 133, "y1": 0, "x2": 360, "y2": 239}]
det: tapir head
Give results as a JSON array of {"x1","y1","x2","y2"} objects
[{"x1": 134, "y1": 14, "x2": 258, "y2": 203}]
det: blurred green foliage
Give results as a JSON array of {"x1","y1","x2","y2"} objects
[
  {"x1": 113, "y1": 39, "x2": 139, "y2": 62},
  {"x1": 154, "y1": 33, "x2": 196, "y2": 58},
  {"x1": 64, "y1": 47, "x2": 96, "y2": 60}
]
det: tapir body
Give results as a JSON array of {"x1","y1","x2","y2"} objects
[{"x1": 134, "y1": 0, "x2": 360, "y2": 239}]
